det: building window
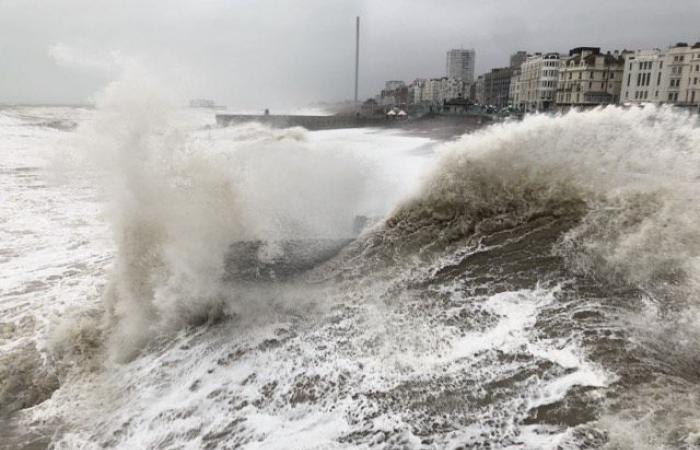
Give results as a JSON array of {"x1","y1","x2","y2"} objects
[
  {"x1": 657, "y1": 73, "x2": 661, "y2": 85},
  {"x1": 627, "y1": 74, "x2": 631, "y2": 86}
]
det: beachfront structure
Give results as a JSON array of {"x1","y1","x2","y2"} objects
[
  {"x1": 442, "y1": 78, "x2": 470, "y2": 102},
  {"x1": 511, "y1": 52, "x2": 561, "y2": 112},
  {"x1": 665, "y1": 44, "x2": 691, "y2": 105},
  {"x1": 478, "y1": 67, "x2": 515, "y2": 108},
  {"x1": 384, "y1": 80, "x2": 406, "y2": 91},
  {"x1": 555, "y1": 47, "x2": 627, "y2": 109},
  {"x1": 619, "y1": 42, "x2": 700, "y2": 108},
  {"x1": 407, "y1": 79, "x2": 423, "y2": 104},
  {"x1": 508, "y1": 69, "x2": 521, "y2": 107},
  {"x1": 473, "y1": 75, "x2": 485, "y2": 104},
  {"x1": 422, "y1": 78, "x2": 442, "y2": 104},
  {"x1": 379, "y1": 81, "x2": 409, "y2": 106},
  {"x1": 446, "y1": 49, "x2": 476, "y2": 83},
  {"x1": 410, "y1": 77, "x2": 469, "y2": 105},
  {"x1": 661, "y1": 42, "x2": 700, "y2": 107},
  {"x1": 620, "y1": 49, "x2": 666, "y2": 104},
  {"x1": 510, "y1": 51, "x2": 528, "y2": 69}
]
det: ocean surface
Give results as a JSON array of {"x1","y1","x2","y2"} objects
[{"x1": 2, "y1": 100, "x2": 700, "y2": 450}]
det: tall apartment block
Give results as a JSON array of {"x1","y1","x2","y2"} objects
[{"x1": 446, "y1": 48, "x2": 476, "y2": 83}]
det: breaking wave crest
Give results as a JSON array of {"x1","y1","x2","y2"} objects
[
  {"x1": 60, "y1": 73, "x2": 379, "y2": 363},
  {"x1": 363, "y1": 107, "x2": 700, "y2": 290}
]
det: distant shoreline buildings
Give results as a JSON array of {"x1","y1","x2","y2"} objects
[{"x1": 365, "y1": 40, "x2": 700, "y2": 116}]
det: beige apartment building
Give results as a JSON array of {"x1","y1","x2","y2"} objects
[
  {"x1": 555, "y1": 47, "x2": 627, "y2": 109},
  {"x1": 664, "y1": 42, "x2": 700, "y2": 107},
  {"x1": 620, "y1": 42, "x2": 700, "y2": 109}
]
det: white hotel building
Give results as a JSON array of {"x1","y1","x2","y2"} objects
[
  {"x1": 621, "y1": 42, "x2": 700, "y2": 108},
  {"x1": 620, "y1": 49, "x2": 665, "y2": 104},
  {"x1": 511, "y1": 52, "x2": 561, "y2": 112}
]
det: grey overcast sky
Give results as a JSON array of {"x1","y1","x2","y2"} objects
[{"x1": 1, "y1": 0, "x2": 699, "y2": 108}]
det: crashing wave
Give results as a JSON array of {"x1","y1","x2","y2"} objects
[{"x1": 22, "y1": 99, "x2": 700, "y2": 449}]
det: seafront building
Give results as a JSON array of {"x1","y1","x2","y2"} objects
[
  {"x1": 665, "y1": 44, "x2": 692, "y2": 105},
  {"x1": 510, "y1": 51, "x2": 528, "y2": 69},
  {"x1": 408, "y1": 79, "x2": 426, "y2": 104},
  {"x1": 620, "y1": 49, "x2": 666, "y2": 104},
  {"x1": 621, "y1": 42, "x2": 700, "y2": 108},
  {"x1": 667, "y1": 42, "x2": 700, "y2": 106},
  {"x1": 473, "y1": 75, "x2": 484, "y2": 104},
  {"x1": 379, "y1": 80, "x2": 408, "y2": 106},
  {"x1": 555, "y1": 47, "x2": 627, "y2": 109},
  {"x1": 477, "y1": 67, "x2": 515, "y2": 108},
  {"x1": 422, "y1": 79, "x2": 441, "y2": 103},
  {"x1": 508, "y1": 70, "x2": 521, "y2": 107},
  {"x1": 446, "y1": 49, "x2": 476, "y2": 83},
  {"x1": 441, "y1": 77, "x2": 469, "y2": 102},
  {"x1": 384, "y1": 80, "x2": 406, "y2": 91},
  {"x1": 405, "y1": 77, "x2": 469, "y2": 105},
  {"x1": 507, "y1": 51, "x2": 527, "y2": 107},
  {"x1": 511, "y1": 52, "x2": 561, "y2": 112}
]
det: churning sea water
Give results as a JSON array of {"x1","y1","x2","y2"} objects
[{"x1": 2, "y1": 92, "x2": 700, "y2": 449}]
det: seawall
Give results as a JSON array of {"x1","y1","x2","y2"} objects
[{"x1": 215, "y1": 114, "x2": 492, "y2": 131}]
